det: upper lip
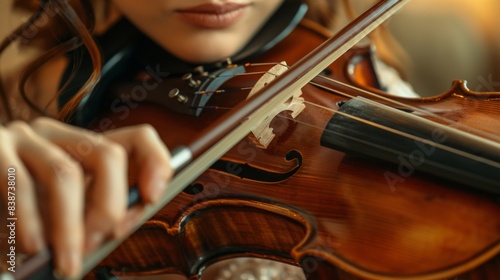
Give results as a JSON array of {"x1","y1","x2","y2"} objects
[{"x1": 177, "y1": 2, "x2": 250, "y2": 14}]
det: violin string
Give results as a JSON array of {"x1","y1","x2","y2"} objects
[
  {"x1": 299, "y1": 100, "x2": 500, "y2": 168},
  {"x1": 242, "y1": 62, "x2": 500, "y2": 142},
  {"x1": 194, "y1": 90, "x2": 226, "y2": 95},
  {"x1": 190, "y1": 105, "x2": 233, "y2": 110},
  {"x1": 218, "y1": 70, "x2": 279, "y2": 78},
  {"x1": 277, "y1": 113, "x2": 496, "y2": 180},
  {"x1": 192, "y1": 97, "x2": 500, "y2": 168},
  {"x1": 197, "y1": 64, "x2": 500, "y2": 168},
  {"x1": 316, "y1": 75, "x2": 500, "y2": 141}
]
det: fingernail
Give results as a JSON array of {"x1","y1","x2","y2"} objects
[
  {"x1": 117, "y1": 208, "x2": 143, "y2": 236},
  {"x1": 27, "y1": 233, "x2": 46, "y2": 254},
  {"x1": 55, "y1": 250, "x2": 81, "y2": 279},
  {"x1": 85, "y1": 231, "x2": 104, "y2": 253},
  {"x1": 150, "y1": 177, "x2": 166, "y2": 202}
]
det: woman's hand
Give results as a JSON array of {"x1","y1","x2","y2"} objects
[{"x1": 0, "y1": 117, "x2": 172, "y2": 278}]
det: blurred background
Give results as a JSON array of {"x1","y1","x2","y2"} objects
[{"x1": 388, "y1": 0, "x2": 500, "y2": 95}]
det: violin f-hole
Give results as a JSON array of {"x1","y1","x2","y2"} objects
[{"x1": 206, "y1": 150, "x2": 303, "y2": 183}]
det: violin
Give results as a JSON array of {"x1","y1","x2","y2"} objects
[{"x1": 12, "y1": 0, "x2": 500, "y2": 279}]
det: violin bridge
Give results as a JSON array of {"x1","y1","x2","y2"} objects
[{"x1": 247, "y1": 61, "x2": 305, "y2": 149}]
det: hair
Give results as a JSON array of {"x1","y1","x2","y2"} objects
[
  {"x1": 0, "y1": 0, "x2": 101, "y2": 122},
  {"x1": 0, "y1": 0, "x2": 401, "y2": 122}
]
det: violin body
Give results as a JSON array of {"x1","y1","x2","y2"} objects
[{"x1": 88, "y1": 19, "x2": 500, "y2": 279}]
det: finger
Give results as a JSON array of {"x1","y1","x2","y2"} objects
[
  {"x1": 31, "y1": 118, "x2": 128, "y2": 252},
  {"x1": 8, "y1": 121, "x2": 85, "y2": 278},
  {"x1": 0, "y1": 127, "x2": 45, "y2": 255},
  {"x1": 104, "y1": 124, "x2": 172, "y2": 204},
  {"x1": 116, "y1": 205, "x2": 146, "y2": 237},
  {"x1": 82, "y1": 140, "x2": 128, "y2": 252}
]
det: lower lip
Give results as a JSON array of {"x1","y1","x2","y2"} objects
[{"x1": 177, "y1": 7, "x2": 247, "y2": 29}]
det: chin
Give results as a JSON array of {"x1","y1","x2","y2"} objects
[
  {"x1": 182, "y1": 51, "x2": 239, "y2": 64},
  {"x1": 162, "y1": 36, "x2": 246, "y2": 64}
]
